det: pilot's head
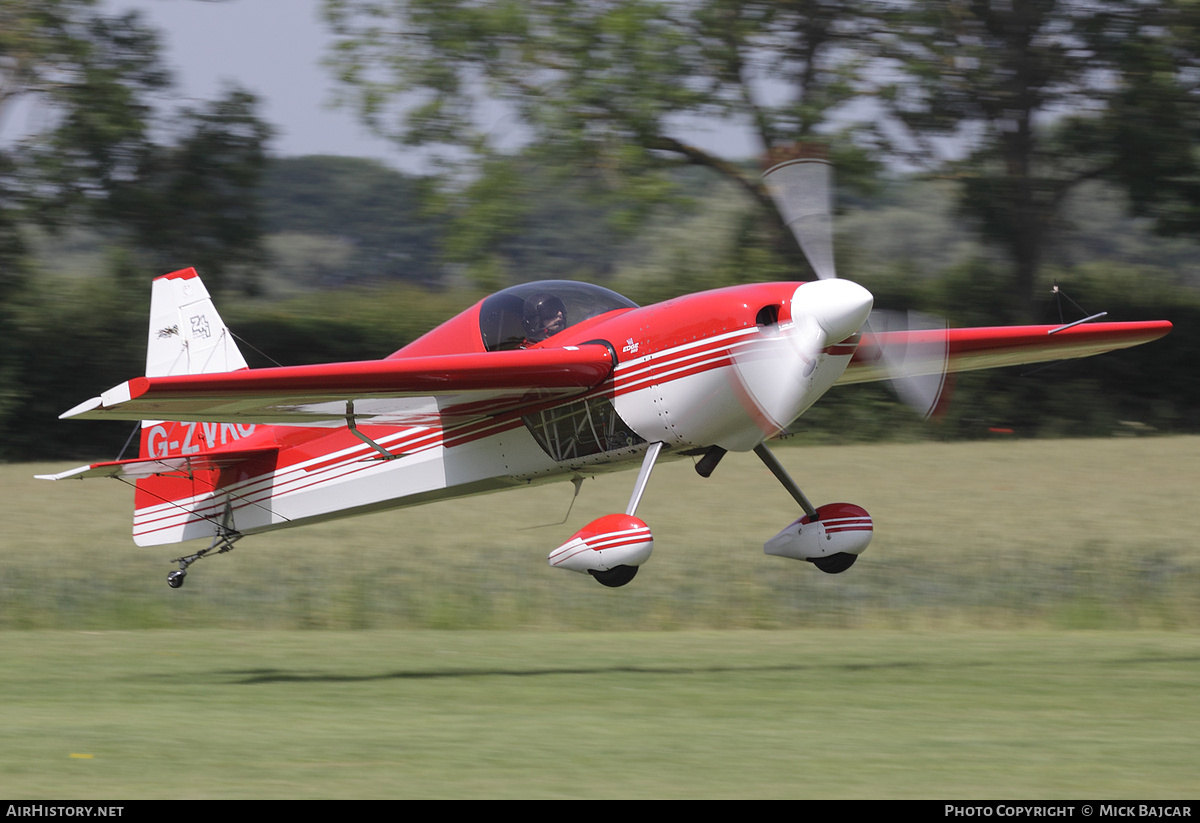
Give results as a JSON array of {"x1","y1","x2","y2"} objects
[{"x1": 523, "y1": 293, "x2": 567, "y2": 342}]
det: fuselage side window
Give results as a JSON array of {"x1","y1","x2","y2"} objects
[{"x1": 523, "y1": 395, "x2": 645, "y2": 462}]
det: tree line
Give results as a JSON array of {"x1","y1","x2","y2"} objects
[
  {"x1": 9, "y1": 2, "x2": 1200, "y2": 299},
  {"x1": 325, "y1": 0, "x2": 1200, "y2": 318},
  {"x1": 2, "y1": 0, "x2": 1198, "y2": 459}
]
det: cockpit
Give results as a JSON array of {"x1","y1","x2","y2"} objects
[{"x1": 478, "y1": 280, "x2": 639, "y2": 351}]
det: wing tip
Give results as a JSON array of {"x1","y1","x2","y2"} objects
[
  {"x1": 60, "y1": 397, "x2": 103, "y2": 420},
  {"x1": 35, "y1": 464, "x2": 95, "y2": 481},
  {"x1": 60, "y1": 378, "x2": 149, "y2": 420}
]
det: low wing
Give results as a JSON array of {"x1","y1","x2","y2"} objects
[
  {"x1": 36, "y1": 447, "x2": 279, "y2": 481},
  {"x1": 61, "y1": 345, "x2": 616, "y2": 427},
  {"x1": 837, "y1": 320, "x2": 1172, "y2": 385}
]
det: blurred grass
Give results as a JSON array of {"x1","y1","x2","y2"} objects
[
  {"x1": 0, "y1": 629, "x2": 1196, "y2": 798},
  {"x1": 6, "y1": 436, "x2": 1198, "y2": 630}
]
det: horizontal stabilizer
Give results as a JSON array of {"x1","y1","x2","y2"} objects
[{"x1": 36, "y1": 447, "x2": 279, "y2": 481}]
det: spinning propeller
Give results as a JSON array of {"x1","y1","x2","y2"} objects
[{"x1": 763, "y1": 154, "x2": 951, "y2": 420}]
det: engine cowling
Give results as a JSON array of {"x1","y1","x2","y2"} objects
[
  {"x1": 548, "y1": 514, "x2": 654, "y2": 575},
  {"x1": 763, "y1": 502, "x2": 873, "y2": 566}
]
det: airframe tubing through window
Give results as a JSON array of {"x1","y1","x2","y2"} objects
[{"x1": 523, "y1": 395, "x2": 645, "y2": 462}]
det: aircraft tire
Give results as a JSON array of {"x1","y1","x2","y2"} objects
[
  {"x1": 810, "y1": 552, "x2": 857, "y2": 574},
  {"x1": 589, "y1": 565, "x2": 639, "y2": 588},
  {"x1": 167, "y1": 570, "x2": 186, "y2": 589}
]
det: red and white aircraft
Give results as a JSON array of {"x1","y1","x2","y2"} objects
[{"x1": 40, "y1": 159, "x2": 1171, "y2": 588}]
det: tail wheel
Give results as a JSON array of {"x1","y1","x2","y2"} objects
[
  {"x1": 810, "y1": 553, "x2": 858, "y2": 574},
  {"x1": 589, "y1": 565, "x2": 639, "y2": 588}
]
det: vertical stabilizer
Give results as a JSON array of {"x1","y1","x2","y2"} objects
[
  {"x1": 138, "y1": 266, "x2": 254, "y2": 461},
  {"x1": 146, "y1": 268, "x2": 248, "y2": 377},
  {"x1": 135, "y1": 269, "x2": 263, "y2": 545}
]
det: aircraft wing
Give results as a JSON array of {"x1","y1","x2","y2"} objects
[
  {"x1": 59, "y1": 345, "x2": 617, "y2": 427},
  {"x1": 837, "y1": 320, "x2": 1172, "y2": 385}
]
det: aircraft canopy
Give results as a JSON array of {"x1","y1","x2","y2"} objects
[{"x1": 478, "y1": 280, "x2": 638, "y2": 351}]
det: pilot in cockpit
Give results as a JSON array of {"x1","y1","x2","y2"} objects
[{"x1": 521, "y1": 293, "x2": 568, "y2": 346}]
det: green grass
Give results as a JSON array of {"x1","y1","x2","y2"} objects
[
  {"x1": 7, "y1": 436, "x2": 1199, "y2": 630},
  {"x1": 0, "y1": 629, "x2": 1196, "y2": 798},
  {"x1": 3, "y1": 438, "x2": 1198, "y2": 797}
]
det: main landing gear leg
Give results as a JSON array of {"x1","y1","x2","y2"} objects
[
  {"x1": 167, "y1": 502, "x2": 243, "y2": 589},
  {"x1": 753, "y1": 443, "x2": 818, "y2": 520},
  {"x1": 625, "y1": 441, "x2": 663, "y2": 517}
]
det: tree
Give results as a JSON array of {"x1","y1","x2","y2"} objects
[
  {"x1": 1, "y1": 0, "x2": 273, "y2": 293},
  {"x1": 0, "y1": 0, "x2": 168, "y2": 453},
  {"x1": 879, "y1": 0, "x2": 1200, "y2": 319},
  {"x1": 262, "y1": 155, "x2": 444, "y2": 284},
  {"x1": 324, "y1": 0, "x2": 1200, "y2": 314},
  {"x1": 0, "y1": 1, "x2": 273, "y2": 456},
  {"x1": 1, "y1": 1, "x2": 166, "y2": 284},
  {"x1": 1, "y1": 1, "x2": 172, "y2": 224},
  {"x1": 1091, "y1": 2, "x2": 1200, "y2": 238},
  {"x1": 322, "y1": 0, "x2": 883, "y2": 281},
  {"x1": 106, "y1": 87, "x2": 273, "y2": 293}
]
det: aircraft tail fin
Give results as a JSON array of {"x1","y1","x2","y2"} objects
[
  {"x1": 147, "y1": 268, "x2": 248, "y2": 378},
  {"x1": 139, "y1": 267, "x2": 259, "y2": 464},
  {"x1": 130, "y1": 270, "x2": 270, "y2": 544},
  {"x1": 39, "y1": 268, "x2": 272, "y2": 547}
]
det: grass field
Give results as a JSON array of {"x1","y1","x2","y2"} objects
[
  {"x1": 0, "y1": 629, "x2": 1197, "y2": 798},
  {"x1": 2, "y1": 437, "x2": 1197, "y2": 797},
  {"x1": 6, "y1": 436, "x2": 1199, "y2": 630}
]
